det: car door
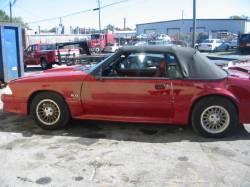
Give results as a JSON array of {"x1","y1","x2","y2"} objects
[
  {"x1": 81, "y1": 52, "x2": 175, "y2": 123},
  {"x1": 24, "y1": 45, "x2": 33, "y2": 65},
  {"x1": 24, "y1": 45, "x2": 37, "y2": 65}
]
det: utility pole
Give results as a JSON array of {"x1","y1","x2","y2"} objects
[
  {"x1": 98, "y1": 0, "x2": 101, "y2": 33},
  {"x1": 9, "y1": 1, "x2": 12, "y2": 22},
  {"x1": 124, "y1": 17, "x2": 126, "y2": 31},
  {"x1": 192, "y1": 0, "x2": 196, "y2": 48}
]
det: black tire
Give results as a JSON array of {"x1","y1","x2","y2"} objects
[
  {"x1": 191, "y1": 96, "x2": 238, "y2": 138},
  {"x1": 239, "y1": 49, "x2": 245, "y2": 54},
  {"x1": 40, "y1": 59, "x2": 52, "y2": 70},
  {"x1": 30, "y1": 92, "x2": 70, "y2": 130}
]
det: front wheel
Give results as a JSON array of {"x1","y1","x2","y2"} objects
[
  {"x1": 30, "y1": 92, "x2": 70, "y2": 130},
  {"x1": 191, "y1": 97, "x2": 238, "y2": 138},
  {"x1": 95, "y1": 47, "x2": 101, "y2": 53}
]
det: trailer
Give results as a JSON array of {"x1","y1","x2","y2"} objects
[{"x1": 62, "y1": 54, "x2": 111, "y2": 66}]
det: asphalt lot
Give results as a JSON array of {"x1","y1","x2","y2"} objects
[{"x1": 0, "y1": 61, "x2": 250, "y2": 186}]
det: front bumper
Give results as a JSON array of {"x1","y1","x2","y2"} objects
[{"x1": 1, "y1": 94, "x2": 27, "y2": 115}]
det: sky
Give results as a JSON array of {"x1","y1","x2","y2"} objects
[{"x1": 0, "y1": 0, "x2": 250, "y2": 31}]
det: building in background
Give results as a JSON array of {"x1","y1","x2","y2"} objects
[{"x1": 136, "y1": 18, "x2": 250, "y2": 41}]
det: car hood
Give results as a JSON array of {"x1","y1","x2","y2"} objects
[{"x1": 10, "y1": 66, "x2": 89, "y2": 83}]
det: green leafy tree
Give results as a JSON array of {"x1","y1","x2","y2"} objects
[
  {"x1": 0, "y1": 10, "x2": 28, "y2": 27},
  {"x1": 106, "y1": 24, "x2": 115, "y2": 31}
]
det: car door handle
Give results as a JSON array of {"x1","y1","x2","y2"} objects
[{"x1": 155, "y1": 83, "x2": 170, "y2": 90}]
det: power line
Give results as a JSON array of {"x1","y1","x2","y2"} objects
[
  {"x1": 14, "y1": 4, "x2": 40, "y2": 19},
  {"x1": 101, "y1": 0, "x2": 128, "y2": 9},
  {"x1": 28, "y1": 0, "x2": 129, "y2": 25}
]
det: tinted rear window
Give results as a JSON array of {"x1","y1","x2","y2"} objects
[{"x1": 239, "y1": 34, "x2": 250, "y2": 41}]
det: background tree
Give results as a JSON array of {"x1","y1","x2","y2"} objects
[
  {"x1": 0, "y1": 10, "x2": 28, "y2": 28},
  {"x1": 106, "y1": 24, "x2": 115, "y2": 31},
  {"x1": 229, "y1": 15, "x2": 248, "y2": 19}
]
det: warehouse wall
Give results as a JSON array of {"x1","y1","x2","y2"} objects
[
  {"x1": 136, "y1": 19, "x2": 247, "y2": 35},
  {"x1": 246, "y1": 21, "x2": 250, "y2": 33}
]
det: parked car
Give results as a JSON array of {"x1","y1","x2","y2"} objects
[
  {"x1": 148, "y1": 40, "x2": 174, "y2": 46},
  {"x1": 134, "y1": 41, "x2": 148, "y2": 46},
  {"x1": 103, "y1": 43, "x2": 121, "y2": 53},
  {"x1": 198, "y1": 39, "x2": 230, "y2": 52},
  {"x1": 238, "y1": 34, "x2": 250, "y2": 53},
  {"x1": 229, "y1": 39, "x2": 238, "y2": 49},
  {"x1": 156, "y1": 34, "x2": 171, "y2": 41},
  {"x1": 2, "y1": 46, "x2": 250, "y2": 138},
  {"x1": 24, "y1": 44, "x2": 80, "y2": 70}
]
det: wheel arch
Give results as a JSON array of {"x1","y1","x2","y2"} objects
[
  {"x1": 189, "y1": 94, "x2": 239, "y2": 125},
  {"x1": 27, "y1": 90, "x2": 70, "y2": 116}
]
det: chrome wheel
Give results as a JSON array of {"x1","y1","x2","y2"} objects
[
  {"x1": 36, "y1": 99, "x2": 61, "y2": 126},
  {"x1": 200, "y1": 105, "x2": 230, "y2": 134}
]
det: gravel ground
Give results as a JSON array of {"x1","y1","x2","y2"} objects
[{"x1": 0, "y1": 67, "x2": 250, "y2": 186}]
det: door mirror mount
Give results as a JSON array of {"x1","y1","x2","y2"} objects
[{"x1": 95, "y1": 67, "x2": 103, "y2": 80}]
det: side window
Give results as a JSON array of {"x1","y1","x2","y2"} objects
[
  {"x1": 31, "y1": 45, "x2": 37, "y2": 52},
  {"x1": 102, "y1": 53, "x2": 167, "y2": 78},
  {"x1": 166, "y1": 53, "x2": 182, "y2": 79},
  {"x1": 25, "y1": 46, "x2": 32, "y2": 53}
]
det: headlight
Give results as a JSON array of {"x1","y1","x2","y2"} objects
[{"x1": 4, "y1": 85, "x2": 13, "y2": 95}]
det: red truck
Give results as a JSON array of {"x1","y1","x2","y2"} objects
[
  {"x1": 24, "y1": 44, "x2": 80, "y2": 70},
  {"x1": 88, "y1": 33, "x2": 116, "y2": 53}
]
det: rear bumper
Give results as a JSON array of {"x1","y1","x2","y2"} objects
[
  {"x1": 198, "y1": 47, "x2": 213, "y2": 51},
  {"x1": 1, "y1": 94, "x2": 27, "y2": 115}
]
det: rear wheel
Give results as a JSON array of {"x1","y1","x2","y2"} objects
[
  {"x1": 191, "y1": 97, "x2": 238, "y2": 138},
  {"x1": 41, "y1": 59, "x2": 52, "y2": 70},
  {"x1": 30, "y1": 92, "x2": 70, "y2": 130}
]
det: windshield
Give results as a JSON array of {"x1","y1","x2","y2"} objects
[
  {"x1": 87, "y1": 53, "x2": 115, "y2": 73},
  {"x1": 239, "y1": 34, "x2": 250, "y2": 41},
  {"x1": 91, "y1": 34, "x2": 100, "y2": 40},
  {"x1": 203, "y1": 39, "x2": 214, "y2": 43},
  {"x1": 106, "y1": 43, "x2": 114, "y2": 46}
]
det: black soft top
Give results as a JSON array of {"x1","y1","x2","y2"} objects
[{"x1": 119, "y1": 46, "x2": 227, "y2": 80}]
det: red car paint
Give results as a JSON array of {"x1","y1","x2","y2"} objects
[{"x1": 2, "y1": 66, "x2": 250, "y2": 126}]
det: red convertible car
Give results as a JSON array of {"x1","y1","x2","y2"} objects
[{"x1": 2, "y1": 46, "x2": 250, "y2": 138}]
